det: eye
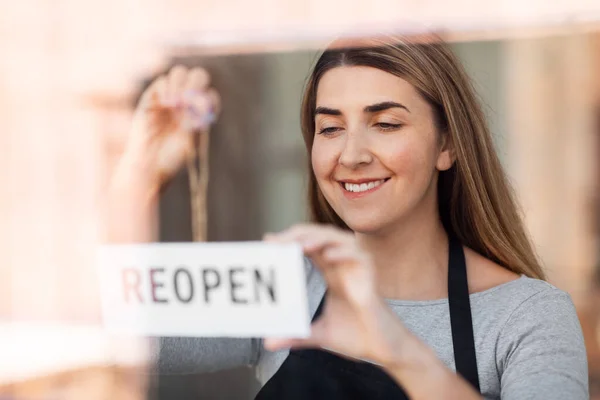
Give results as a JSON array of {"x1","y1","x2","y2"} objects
[
  {"x1": 317, "y1": 127, "x2": 342, "y2": 135},
  {"x1": 375, "y1": 123, "x2": 402, "y2": 132}
]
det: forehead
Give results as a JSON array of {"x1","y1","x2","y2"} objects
[{"x1": 316, "y1": 66, "x2": 422, "y2": 109}]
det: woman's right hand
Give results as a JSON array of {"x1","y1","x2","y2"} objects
[
  {"x1": 118, "y1": 65, "x2": 221, "y2": 193},
  {"x1": 104, "y1": 66, "x2": 220, "y2": 242}
]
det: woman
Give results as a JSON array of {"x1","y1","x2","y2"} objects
[{"x1": 107, "y1": 36, "x2": 588, "y2": 399}]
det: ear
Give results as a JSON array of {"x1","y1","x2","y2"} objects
[{"x1": 436, "y1": 132, "x2": 456, "y2": 171}]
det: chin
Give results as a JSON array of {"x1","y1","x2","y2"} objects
[{"x1": 340, "y1": 214, "x2": 390, "y2": 235}]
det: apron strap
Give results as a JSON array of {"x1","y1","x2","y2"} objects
[{"x1": 448, "y1": 236, "x2": 481, "y2": 392}]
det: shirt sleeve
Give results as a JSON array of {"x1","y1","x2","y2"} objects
[
  {"x1": 153, "y1": 337, "x2": 261, "y2": 375},
  {"x1": 497, "y1": 286, "x2": 589, "y2": 399}
]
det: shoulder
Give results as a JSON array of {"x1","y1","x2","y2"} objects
[
  {"x1": 461, "y1": 246, "x2": 588, "y2": 397},
  {"x1": 494, "y1": 277, "x2": 581, "y2": 333},
  {"x1": 492, "y1": 279, "x2": 589, "y2": 397},
  {"x1": 469, "y1": 270, "x2": 580, "y2": 334},
  {"x1": 463, "y1": 246, "x2": 521, "y2": 294},
  {"x1": 468, "y1": 260, "x2": 580, "y2": 332},
  {"x1": 463, "y1": 246, "x2": 579, "y2": 325}
]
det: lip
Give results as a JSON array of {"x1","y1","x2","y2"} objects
[
  {"x1": 338, "y1": 178, "x2": 389, "y2": 184},
  {"x1": 338, "y1": 178, "x2": 390, "y2": 199}
]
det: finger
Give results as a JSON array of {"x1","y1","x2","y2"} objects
[
  {"x1": 167, "y1": 65, "x2": 188, "y2": 105},
  {"x1": 263, "y1": 337, "x2": 308, "y2": 351},
  {"x1": 181, "y1": 92, "x2": 212, "y2": 131},
  {"x1": 275, "y1": 225, "x2": 353, "y2": 254},
  {"x1": 263, "y1": 319, "x2": 328, "y2": 351},
  {"x1": 263, "y1": 224, "x2": 320, "y2": 245},
  {"x1": 322, "y1": 245, "x2": 367, "y2": 264},
  {"x1": 185, "y1": 67, "x2": 211, "y2": 91},
  {"x1": 185, "y1": 91, "x2": 216, "y2": 129},
  {"x1": 263, "y1": 229, "x2": 321, "y2": 250},
  {"x1": 270, "y1": 224, "x2": 346, "y2": 243},
  {"x1": 205, "y1": 88, "x2": 221, "y2": 115},
  {"x1": 268, "y1": 233, "x2": 346, "y2": 256},
  {"x1": 138, "y1": 76, "x2": 168, "y2": 111},
  {"x1": 182, "y1": 68, "x2": 214, "y2": 123}
]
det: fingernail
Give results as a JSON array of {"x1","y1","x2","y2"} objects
[
  {"x1": 183, "y1": 89, "x2": 198, "y2": 101},
  {"x1": 263, "y1": 339, "x2": 289, "y2": 352},
  {"x1": 263, "y1": 339, "x2": 275, "y2": 350},
  {"x1": 303, "y1": 240, "x2": 319, "y2": 250}
]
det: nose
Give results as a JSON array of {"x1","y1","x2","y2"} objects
[{"x1": 338, "y1": 131, "x2": 373, "y2": 169}]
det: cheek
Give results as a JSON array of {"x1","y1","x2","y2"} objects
[
  {"x1": 378, "y1": 134, "x2": 436, "y2": 181},
  {"x1": 311, "y1": 139, "x2": 339, "y2": 181},
  {"x1": 380, "y1": 139, "x2": 420, "y2": 176}
]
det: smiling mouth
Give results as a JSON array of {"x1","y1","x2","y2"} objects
[{"x1": 339, "y1": 178, "x2": 390, "y2": 194}]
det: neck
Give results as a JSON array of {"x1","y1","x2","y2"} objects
[{"x1": 356, "y1": 203, "x2": 450, "y2": 301}]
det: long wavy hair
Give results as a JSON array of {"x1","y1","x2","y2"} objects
[{"x1": 300, "y1": 36, "x2": 545, "y2": 280}]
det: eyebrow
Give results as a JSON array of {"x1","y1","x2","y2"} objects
[
  {"x1": 364, "y1": 101, "x2": 410, "y2": 113},
  {"x1": 315, "y1": 106, "x2": 342, "y2": 116},
  {"x1": 314, "y1": 101, "x2": 410, "y2": 116}
]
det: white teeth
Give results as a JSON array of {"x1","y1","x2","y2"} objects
[{"x1": 343, "y1": 179, "x2": 385, "y2": 193}]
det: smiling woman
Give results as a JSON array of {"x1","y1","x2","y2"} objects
[
  {"x1": 106, "y1": 34, "x2": 589, "y2": 400},
  {"x1": 254, "y1": 37, "x2": 586, "y2": 400},
  {"x1": 302, "y1": 39, "x2": 546, "y2": 282}
]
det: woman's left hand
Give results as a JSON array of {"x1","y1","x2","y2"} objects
[
  {"x1": 263, "y1": 223, "x2": 417, "y2": 368},
  {"x1": 263, "y1": 224, "x2": 483, "y2": 400}
]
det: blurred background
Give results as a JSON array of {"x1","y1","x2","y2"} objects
[{"x1": 1, "y1": 0, "x2": 600, "y2": 399}]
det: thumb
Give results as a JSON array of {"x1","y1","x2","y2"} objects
[{"x1": 263, "y1": 319, "x2": 328, "y2": 352}]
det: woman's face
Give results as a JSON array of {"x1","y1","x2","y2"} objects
[{"x1": 311, "y1": 66, "x2": 453, "y2": 234}]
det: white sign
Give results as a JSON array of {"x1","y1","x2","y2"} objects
[{"x1": 96, "y1": 242, "x2": 310, "y2": 338}]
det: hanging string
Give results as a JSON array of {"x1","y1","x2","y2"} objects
[{"x1": 186, "y1": 107, "x2": 215, "y2": 242}]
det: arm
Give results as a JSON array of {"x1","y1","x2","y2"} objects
[
  {"x1": 497, "y1": 288, "x2": 588, "y2": 399},
  {"x1": 102, "y1": 150, "x2": 160, "y2": 243},
  {"x1": 103, "y1": 66, "x2": 257, "y2": 374},
  {"x1": 105, "y1": 152, "x2": 262, "y2": 375}
]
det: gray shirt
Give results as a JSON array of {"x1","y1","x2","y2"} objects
[{"x1": 156, "y1": 261, "x2": 589, "y2": 399}]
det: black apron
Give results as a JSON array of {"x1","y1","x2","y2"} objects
[{"x1": 255, "y1": 237, "x2": 481, "y2": 400}]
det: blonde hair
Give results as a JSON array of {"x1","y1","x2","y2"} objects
[{"x1": 300, "y1": 36, "x2": 546, "y2": 280}]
